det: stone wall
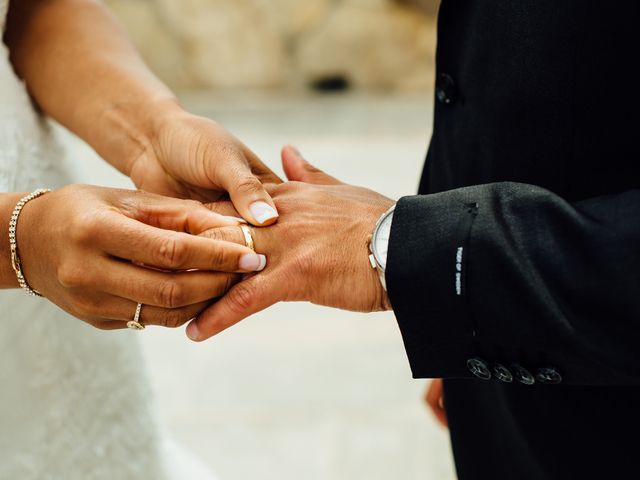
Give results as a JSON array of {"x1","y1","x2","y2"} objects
[{"x1": 105, "y1": 0, "x2": 439, "y2": 91}]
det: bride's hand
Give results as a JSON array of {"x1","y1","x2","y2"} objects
[
  {"x1": 15, "y1": 185, "x2": 266, "y2": 330},
  {"x1": 127, "y1": 106, "x2": 283, "y2": 226},
  {"x1": 187, "y1": 147, "x2": 395, "y2": 341}
]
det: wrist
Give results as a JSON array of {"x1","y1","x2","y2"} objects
[
  {"x1": 89, "y1": 94, "x2": 184, "y2": 177},
  {"x1": 0, "y1": 193, "x2": 27, "y2": 289},
  {"x1": 8, "y1": 190, "x2": 52, "y2": 296},
  {"x1": 362, "y1": 202, "x2": 395, "y2": 312}
]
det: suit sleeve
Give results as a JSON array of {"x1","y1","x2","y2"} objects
[{"x1": 386, "y1": 182, "x2": 640, "y2": 386}]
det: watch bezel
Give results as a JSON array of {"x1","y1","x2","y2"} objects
[{"x1": 371, "y1": 206, "x2": 395, "y2": 272}]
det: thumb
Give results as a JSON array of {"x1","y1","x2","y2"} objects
[
  {"x1": 281, "y1": 145, "x2": 343, "y2": 185},
  {"x1": 185, "y1": 271, "x2": 279, "y2": 342},
  {"x1": 218, "y1": 151, "x2": 280, "y2": 227}
]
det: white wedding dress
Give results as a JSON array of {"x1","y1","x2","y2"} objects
[{"x1": 0, "y1": 1, "x2": 216, "y2": 479}]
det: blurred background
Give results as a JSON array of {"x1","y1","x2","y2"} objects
[
  {"x1": 81, "y1": 0, "x2": 455, "y2": 478},
  {"x1": 104, "y1": 0, "x2": 439, "y2": 93}
]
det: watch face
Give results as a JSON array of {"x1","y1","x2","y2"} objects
[{"x1": 373, "y1": 211, "x2": 393, "y2": 270}]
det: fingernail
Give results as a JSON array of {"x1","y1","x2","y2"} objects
[
  {"x1": 239, "y1": 253, "x2": 267, "y2": 272},
  {"x1": 224, "y1": 215, "x2": 248, "y2": 224},
  {"x1": 249, "y1": 201, "x2": 278, "y2": 225},
  {"x1": 186, "y1": 321, "x2": 200, "y2": 341}
]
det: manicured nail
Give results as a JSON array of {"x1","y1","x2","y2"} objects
[
  {"x1": 249, "y1": 201, "x2": 278, "y2": 225},
  {"x1": 239, "y1": 253, "x2": 267, "y2": 272},
  {"x1": 290, "y1": 145, "x2": 302, "y2": 157},
  {"x1": 186, "y1": 321, "x2": 200, "y2": 341}
]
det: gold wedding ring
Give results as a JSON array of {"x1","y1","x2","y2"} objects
[
  {"x1": 240, "y1": 224, "x2": 255, "y2": 252},
  {"x1": 127, "y1": 303, "x2": 145, "y2": 331}
]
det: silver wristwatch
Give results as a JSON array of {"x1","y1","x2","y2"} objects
[{"x1": 368, "y1": 205, "x2": 395, "y2": 291}]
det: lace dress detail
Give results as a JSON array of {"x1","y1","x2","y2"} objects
[
  {"x1": 0, "y1": 1, "x2": 71, "y2": 192},
  {"x1": 0, "y1": 1, "x2": 214, "y2": 478}
]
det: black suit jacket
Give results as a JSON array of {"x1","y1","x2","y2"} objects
[{"x1": 386, "y1": 1, "x2": 640, "y2": 478}]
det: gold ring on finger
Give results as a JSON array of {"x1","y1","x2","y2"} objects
[
  {"x1": 240, "y1": 224, "x2": 255, "y2": 252},
  {"x1": 127, "y1": 303, "x2": 146, "y2": 331}
]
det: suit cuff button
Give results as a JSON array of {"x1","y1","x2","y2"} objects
[
  {"x1": 467, "y1": 357, "x2": 492, "y2": 380},
  {"x1": 536, "y1": 367, "x2": 563, "y2": 385},
  {"x1": 491, "y1": 363, "x2": 514, "y2": 383},
  {"x1": 511, "y1": 364, "x2": 536, "y2": 385}
]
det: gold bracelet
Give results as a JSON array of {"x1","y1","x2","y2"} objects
[{"x1": 8, "y1": 189, "x2": 51, "y2": 297}]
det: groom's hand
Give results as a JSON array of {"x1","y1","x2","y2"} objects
[
  {"x1": 127, "y1": 107, "x2": 283, "y2": 226},
  {"x1": 188, "y1": 146, "x2": 394, "y2": 342}
]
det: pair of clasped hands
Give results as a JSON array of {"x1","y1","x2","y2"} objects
[{"x1": 18, "y1": 112, "x2": 394, "y2": 341}]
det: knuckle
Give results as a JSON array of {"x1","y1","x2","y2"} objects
[
  {"x1": 69, "y1": 214, "x2": 96, "y2": 244},
  {"x1": 211, "y1": 273, "x2": 237, "y2": 297},
  {"x1": 264, "y1": 183, "x2": 279, "y2": 197},
  {"x1": 200, "y1": 228, "x2": 223, "y2": 242},
  {"x1": 234, "y1": 175, "x2": 263, "y2": 196},
  {"x1": 228, "y1": 282, "x2": 255, "y2": 314},
  {"x1": 209, "y1": 246, "x2": 230, "y2": 269},
  {"x1": 222, "y1": 273, "x2": 238, "y2": 294},
  {"x1": 161, "y1": 309, "x2": 189, "y2": 329},
  {"x1": 156, "y1": 280, "x2": 185, "y2": 308},
  {"x1": 219, "y1": 228, "x2": 239, "y2": 244},
  {"x1": 155, "y1": 236, "x2": 186, "y2": 268},
  {"x1": 57, "y1": 262, "x2": 86, "y2": 288},
  {"x1": 214, "y1": 227, "x2": 244, "y2": 245},
  {"x1": 70, "y1": 208, "x2": 111, "y2": 245}
]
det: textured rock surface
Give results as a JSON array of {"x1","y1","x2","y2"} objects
[
  {"x1": 105, "y1": 0, "x2": 437, "y2": 91},
  {"x1": 295, "y1": 0, "x2": 437, "y2": 91},
  {"x1": 155, "y1": 0, "x2": 287, "y2": 89}
]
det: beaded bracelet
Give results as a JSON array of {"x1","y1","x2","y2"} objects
[{"x1": 9, "y1": 189, "x2": 51, "y2": 297}]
